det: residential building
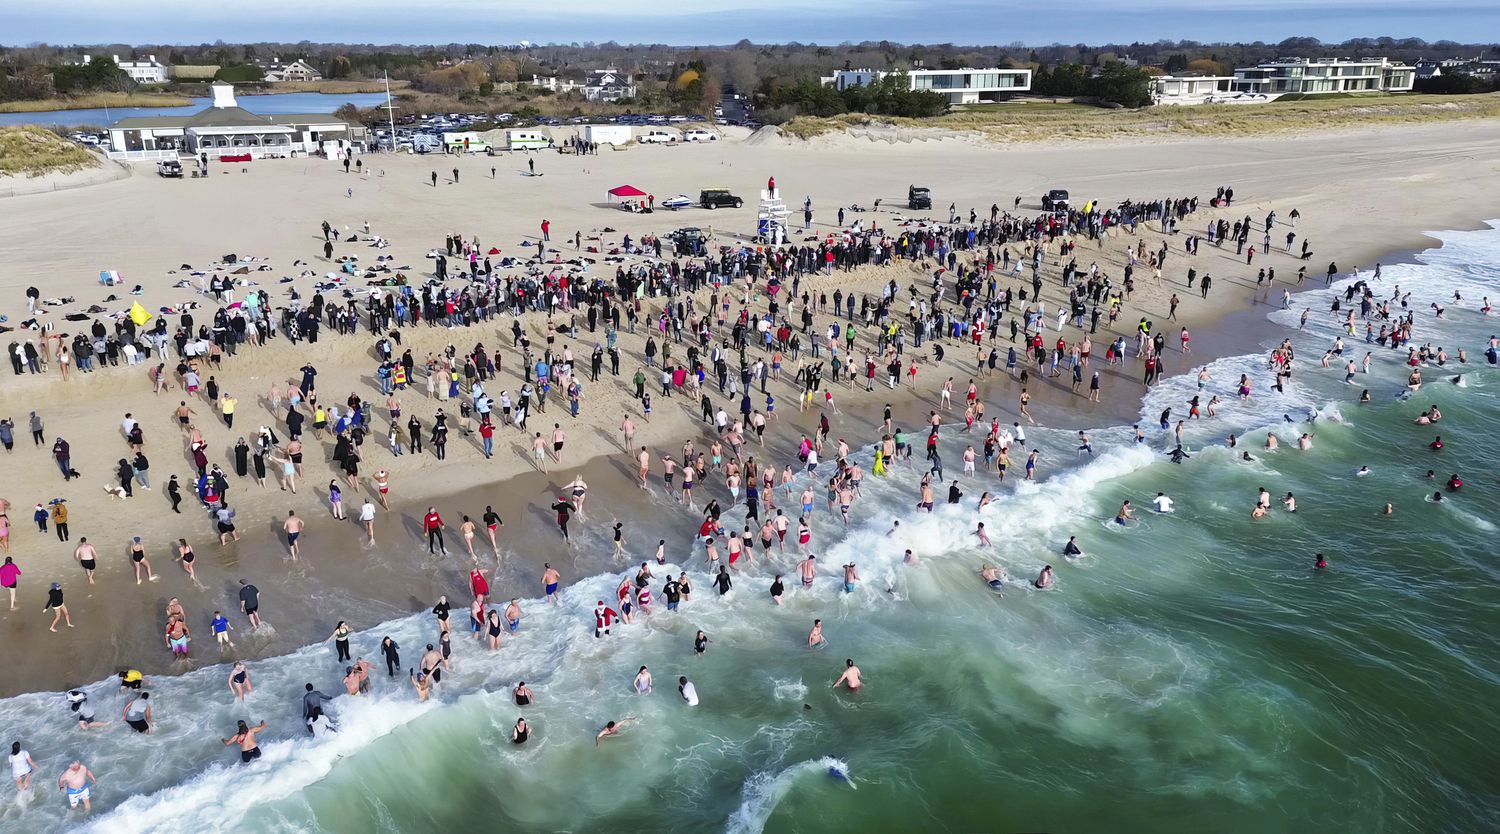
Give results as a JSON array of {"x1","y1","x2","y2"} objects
[
  {"x1": 1232, "y1": 57, "x2": 1415, "y2": 96},
  {"x1": 1149, "y1": 75, "x2": 1247, "y2": 106},
  {"x1": 260, "y1": 58, "x2": 323, "y2": 82},
  {"x1": 830, "y1": 68, "x2": 1031, "y2": 104},
  {"x1": 107, "y1": 83, "x2": 366, "y2": 160},
  {"x1": 531, "y1": 75, "x2": 582, "y2": 94},
  {"x1": 84, "y1": 54, "x2": 167, "y2": 84},
  {"x1": 583, "y1": 67, "x2": 636, "y2": 102}
]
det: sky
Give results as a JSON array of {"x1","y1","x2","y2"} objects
[{"x1": 5, "y1": 0, "x2": 1498, "y2": 48}]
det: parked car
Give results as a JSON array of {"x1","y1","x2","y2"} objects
[
  {"x1": 668, "y1": 227, "x2": 707, "y2": 248},
  {"x1": 908, "y1": 185, "x2": 932, "y2": 210},
  {"x1": 157, "y1": 159, "x2": 183, "y2": 178},
  {"x1": 660, "y1": 195, "x2": 694, "y2": 210},
  {"x1": 1042, "y1": 189, "x2": 1070, "y2": 211},
  {"x1": 699, "y1": 188, "x2": 743, "y2": 209},
  {"x1": 682, "y1": 129, "x2": 717, "y2": 142},
  {"x1": 639, "y1": 131, "x2": 676, "y2": 144}
]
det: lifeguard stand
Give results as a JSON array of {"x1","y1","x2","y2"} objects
[{"x1": 758, "y1": 187, "x2": 789, "y2": 244}]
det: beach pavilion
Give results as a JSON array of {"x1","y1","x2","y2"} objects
[{"x1": 106, "y1": 83, "x2": 367, "y2": 162}]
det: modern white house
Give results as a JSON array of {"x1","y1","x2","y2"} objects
[
  {"x1": 1232, "y1": 57, "x2": 1416, "y2": 96},
  {"x1": 1150, "y1": 75, "x2": 1262, "y2": 105},
  {"x1": 106, "y1": 83, "x2": 366, "y2": 161},
  {"x1": 260, "y1": 59, "x2": 323, "y2": 82},
  {"x1": 583, "y1": 67, "x2": 636, "y2": 102},
  {"x1": 829, "y1": 68, "x2": 1031, "y2": 104},
  {"x1": 531, "y1": 75, "x2": 582, "y2": 94},
  {"x1": 83, "y1": 54, "x2": 168, "y2": 84}
]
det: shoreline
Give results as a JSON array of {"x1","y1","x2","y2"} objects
[
  {"x1": 1, "y1": 121, "x2": 1500, "y2": 697},
  {"x1": 0, "y1": 217, "x2": 1465, "y2": 698}
]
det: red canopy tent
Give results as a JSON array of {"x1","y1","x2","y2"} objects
[{"x1": 607, "y1": 185, "x2": 646, "y2": 202}]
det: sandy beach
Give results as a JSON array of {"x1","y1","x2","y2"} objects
[{"x1": 0, "y1": 118, "x2": 1499, "y2": 697}]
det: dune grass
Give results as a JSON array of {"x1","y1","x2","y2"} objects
[
  {"x1": 0, "y1": 126, "x2": 102, "y2": 177},
  {"x1": 779, "y1": 92, "x2": 1500, "y2": 144},
  {"x1": 0, "y1": 93, "x2": 192, "y2": 113}
]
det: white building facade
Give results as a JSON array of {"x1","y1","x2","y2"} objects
[
  {"x1": 107, "y1": 83, "x2": 366, "y2": 161},
  {"x1": 831, "y1": 68, "x2": 1031, "y2": 104},
  {"x1": 1232, "y1": 57, "x2": 1415, "y2": 96},
  {"x1": 85, "y1": 54, "x2": 168, "y2": 83},
  {"x1": 1150, "y1": 75, "x2": 1254, "y2": 105}
]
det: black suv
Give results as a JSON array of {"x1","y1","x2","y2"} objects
[
  {"x1": 1042, "y1": 189, "x2": 1070, "y2": 211},
  {"x1": 908, "y1": 185, "x2": 932, "y2": 210},
  {"x1": 700, "y1": 189, "x2": 744, "y2": 209}
]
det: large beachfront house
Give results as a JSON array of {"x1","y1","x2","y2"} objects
[
  {"x1": 106, "y1": 83, "x2": 366, "y2": 160},
  {"x1": 259, "y1": 59, "x2": 323, "y2": 82},
  {"x1": 82, "y1": 54, "x2": 167, "y2": 84},
  {"x1": 1150, "y1": 75, "x2": 1253, "y2": 105},
  {"x1": 583, "y1": 67, "x2": 636, "y2": 102},
  {"x1": 1231, "y1": 57, "x2": 1416, "y2": 96},
  {"x1": 829, "y1": 68, "x2": 1031, "y2": 104}
]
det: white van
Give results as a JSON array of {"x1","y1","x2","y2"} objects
[{"x1": 506, "y1": 129, "x2": 551, "y2": 150}]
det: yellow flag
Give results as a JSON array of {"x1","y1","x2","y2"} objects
[{"x1": 129, "y1": 302, "x2": 152, "y2": 326}]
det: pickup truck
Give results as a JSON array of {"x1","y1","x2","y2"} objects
[{"x1": 639, "y1": 130, "x2": 676, "y2": 144}]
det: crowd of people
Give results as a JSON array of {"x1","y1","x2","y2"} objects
[{"x1": 15, "y1": 176, "x2": 1436, "y2": 816}]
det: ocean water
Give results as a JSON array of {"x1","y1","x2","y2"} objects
[
  {"x1": 0, "y1": 93, "x2": 394, "y2": 129},
  {"x1": 5, "y1": 223, "x2": 1500, "y2": 833}
]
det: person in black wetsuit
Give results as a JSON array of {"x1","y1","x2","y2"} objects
[
  {"x1": 380, "y1": 636, "x2": 400, "y2": 677},
  {"x1": 550, "y1": 498, "x2": 573, "y2": 540},
  {"x1": 512, "y1": 718, "x2": 530, "y2": 744}
]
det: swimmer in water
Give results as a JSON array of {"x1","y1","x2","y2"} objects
[
  {"x1": 1115, "y1": 501, "x2": 1134, "y2": 525},
  {"x1": 1382, "y1": 503, "x2": 1394, "y2": 515},
  {"x1": 1356, "y1": 466, "x2": 1371, "y2": 476},
  {"x1": 632, "y1": 666, "x2": 652, "y2": 695},
  {"x1": 808, "y1": 619, "x2": 824, "y2": 648},
  {"x1": 1315, "y1": 553, "x2": 1327, "y2": 569},
  {"x1": 973, "y1": 523, "x2": 991, "y2": 546},
  {"x1": 1034, "y1": 566, "x2": 1054, "y2": 588},
  {"x1": 1283, "y1": 492, "x2": 1297, "y2": 512},
  {"x1": 1251, "y1": 505, "x2": 1269, "y2": 518},
  {"x1": 1063, "y1": 536, "x2": 1082, "y2": 557},
  {"x1": 595, "y1": 717, "x2": 638, "y2": 747},
  {"x1": 979, "y1": 564, "x2": 1007, "y2": 595},
  {"x1": 832, "y1": 659, "x2": 862, "y2": 691},
  {"x1": 1266, "y1": 433, "x2": 1279, "y2": 450},
  {"x1": 512, "y1": 718, "x2": 530, "y2": 744},
  {"x1": 1257, "y1": 488, "x2": 1272, "y2": 508},
  {"x1": 1433, "y1": 491, "x2": 1444, "y2": 503},
  {"x1": 1152, "y1": 493, "x2": 1174, "y2": 513},
  {"x1": 1241, "y1": 451, "x2": 1254, "y2": 461}
]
